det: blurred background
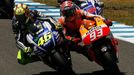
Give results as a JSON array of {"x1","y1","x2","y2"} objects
[
  {"x1": 0, "y1": 0, "x2": 134, "y2": 25},
  {"x1": 32, "y1": 0, "x2": 134, "y2": 25}
]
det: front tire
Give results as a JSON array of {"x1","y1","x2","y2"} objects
[
  {"x1": 51, "y1": 51, "x2": 74, "y2": 74},
  {"x1": 102, "y1": 52, "x2": 120, "y2": 75}
]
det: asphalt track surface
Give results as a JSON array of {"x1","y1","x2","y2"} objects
[{"x1": 0, "y1": 19, "x2": 134, "y2": 75}]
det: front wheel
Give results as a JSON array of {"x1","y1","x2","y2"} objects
[
  {"x1": 102, "y1": 52, "x2": 120, "y2": 75},
  {"x1": 51, "y1": 51, "x2": 74, "y2": 75}
]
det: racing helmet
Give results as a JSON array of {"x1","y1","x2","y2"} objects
[
  {"x1": 60, "y1": 1, "x2": 76, "y2": 18},
  {"x1": 14, "y1": 4, "x2": 30, "y2": 23}
]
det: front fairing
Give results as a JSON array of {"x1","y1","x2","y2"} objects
[
  {"x1": 37, "y1": 32, "x2": 54, "y2": 49},
  {"x1": 27, "y1": 20, "x2": 62, "y2": 56},
  {"x1": 79, "y1": 17, "x2": 111, "y2": 45},
  {"x1": 28, "y1": 29, "x2": 61, "y2": 51},
  {"x1": 33, "y1": 28, "x2": 61, "y2": 51},
  {"x1": 82, "y1": 25, "x2": 111, "y2": 45}
]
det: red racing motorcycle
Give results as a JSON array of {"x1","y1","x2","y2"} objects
[{"x1": 79, "y1": 17, "x2": 120, "y2": 74}]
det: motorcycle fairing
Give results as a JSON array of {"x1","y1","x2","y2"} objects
[
  {"x1": 81, "y1": 1, "x2": 97, "y2": 14},
  {"x1": 80, "y1": 0, "x2": 103, "y2": 15},
  {"x1": 79, "y1": 17, "x2": 111, "y2": 45},
  {"x1": 26, "y1": 20, "x2": 62, "y2": 56}
]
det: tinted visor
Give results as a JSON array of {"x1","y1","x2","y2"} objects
[{"x1": 63, "y1": 6, "x2": 75, "y2": 17}]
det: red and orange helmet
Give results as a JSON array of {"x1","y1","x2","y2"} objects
[{"x1": 60, "y1": 1, "x2": 76, "y2": 17}]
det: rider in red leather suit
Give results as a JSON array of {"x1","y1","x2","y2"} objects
[{"x1": 58, "y1": 1, "x2": 112, "y2": 54}]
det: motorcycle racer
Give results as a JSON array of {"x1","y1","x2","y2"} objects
[
  {"x1": 58, "y1": 1, "x2": 112, "y2": 53},
  {"x1": 57, "y1": 1, "x2": 120, "y2": 75},
  {"x1": 12, "y1": 3, "x2": 58, "y2": 65}
]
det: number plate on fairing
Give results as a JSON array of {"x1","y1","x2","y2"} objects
[{"x1": 87, "y1": 26, "x2": 103, "y2": 41}]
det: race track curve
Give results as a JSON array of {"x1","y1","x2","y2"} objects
[{"x1": 0, "y1": 20, "x2": 134, "y2": 75}]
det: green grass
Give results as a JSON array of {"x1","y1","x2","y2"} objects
[{"x1": 32, "y1": 0, "x2": 134, "y2": 25}]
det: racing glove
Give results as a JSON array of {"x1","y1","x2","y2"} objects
[
  {"x1": 55, "y1": 23, "x2": 63, "y2": 31},
  {"x1": 24, "y1": 47, "x2": 33, "y2": 55}
]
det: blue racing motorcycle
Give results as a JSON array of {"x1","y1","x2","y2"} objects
[
  {"x1": 79, "y1": 0, "x2": 104, "y2": 15},
  {"x1": 26, "y1": 17, "x2": 73, "y2": 74}
]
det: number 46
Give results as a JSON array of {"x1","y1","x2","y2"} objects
[{"x1": 38, "y1": 32, "x2": 52, "y2": 46}]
